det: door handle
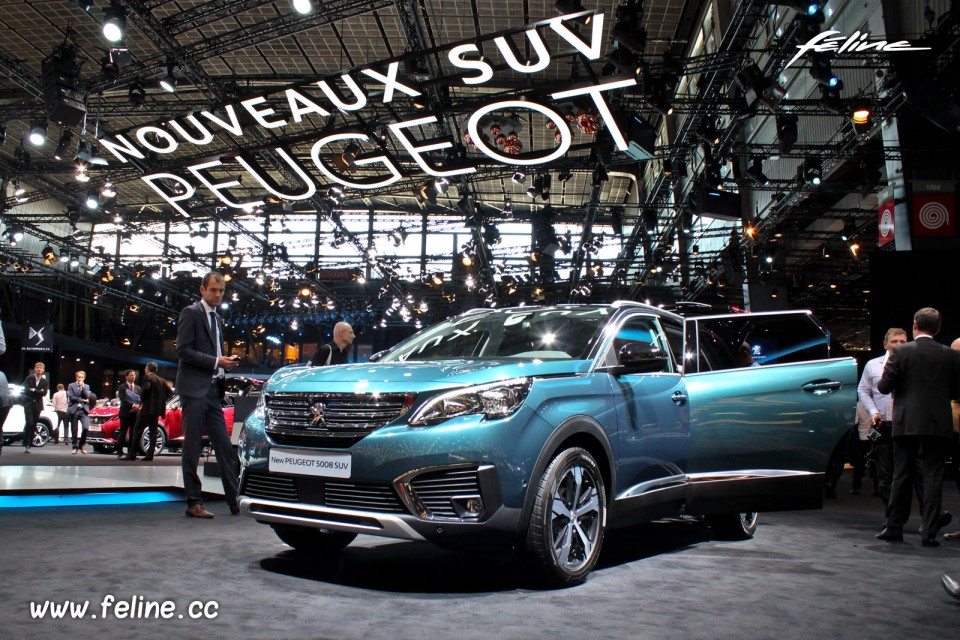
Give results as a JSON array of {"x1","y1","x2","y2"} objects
[
  {"x1": 801, "y1": 380, "x2": 843, "y2": 395},
  {"x1": 671, "y1": 391, "x2": 688, "y2": 406}
]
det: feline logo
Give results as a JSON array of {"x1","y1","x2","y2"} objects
[{"x1": 786, "y1": 30, "x2": 930, "y2": 68}]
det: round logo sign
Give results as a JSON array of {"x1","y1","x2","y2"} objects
[{"x1": 918, "y1": 201, "x2": 949, "y2": 230}]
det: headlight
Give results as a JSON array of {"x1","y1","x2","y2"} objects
[
  {"x1": 254, "y1": 392, "x2": 267, "y2": 419},
  {"x1": 408, "y1": 378, "x2": 531, "y2": 426}
]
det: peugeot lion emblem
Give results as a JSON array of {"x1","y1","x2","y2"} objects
[{"x1": 310, "y1": 401, "x2": 327, "y2": 427}]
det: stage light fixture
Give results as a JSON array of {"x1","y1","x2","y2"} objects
[
  {"x1": 42, "y1": 245, "x2": 59, "y2": 265},
  {"x1": 159, "y1": 62, "x2": 177, "y2": 93},
  {"x1": 747, "y1": 157, "x2": 770, "y2": 186},
  {"x1": 292, "y1": 0, "x2": 313, "y2": 14},
  {"x1": 13, "y1": 179, "x2": 26, "y2": 198},
  {"x1": 841, "y1": 218, "x2": 856, "y2": 242},
  {"x1": 53, "y1": 129, "x2": 74, "y2": 160},
  {"x1": 84, "y1": 191, "x2": 99, "y2": 210},
  {"x1": 852, "y1": 100, "x2": 873, "y2": 134},
  {"x1": 101, "y1": 6, "x2": 126, "y2": 43},
  {"x1": 771, "y1": 1, "x2": 820, "y2": 16},
  {"x1": 389, "y1": 226, "x2": 408, "y2": 247},
  {"x1": 803, "y1": 158, "x2": 823, "y2": 186},
  {"x1": 776, "y1": 113, "x2": 798, "y2": 154},
  {"x1": 28, "y1": 121, "x2": 47, "y2": 146},
  {"x1": 128, "y1": 81, "x2": 146, "y2": 107},
  {"x1": 642, "y1": 208, "x2": 658, "y2": 234},
  {"x1": 512, "y1": 171, "x2": 526, "y2": 185}
]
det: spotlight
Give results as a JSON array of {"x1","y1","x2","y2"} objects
[
  {"x1": 851, "y1": 100, "x2": 872, "y2": 134},
  {"x1": 159, "y1": 62, "x2": 177, "y2": 93},
  {"x1": 101, "y1": 6, "x2": 126, "y2": 43},
  {"x1": 810, "y1": 57, "x2": 840, "y2": 88},
  {"x1": 101, "y1": 182, "x2": 117, "y2": 198},
  {"x1": 434, "y1": 177, "x2": 450, "y2": 194},
  {"x1": 776, "y1": 113, "x2": 798, "y2": 154},
  {"x1": 556, "y1": 168, "x2": 573, "y2": 183},
  {"x1": 771, "y1": 1, "x2": 820, "y2": 16},
  {"x1": 70, "y1": 0, "x2": 93, "y2": 11},
  {"x1": 803, "y1": 157, "x2": 823, "y2": 186},
  {"x1": 642, "y1": 208, "x2": 658, "y2": 234},
  {"x1": 128, "y1": 81, "x2": 146, "y2": 107},
  {"x1": 292, "y1": 0, "x2": 313, "y2": 14},
  {"x1": 841, "y1": 218, "x2": 856, "y2": 242},
  {"x1": 42, "y1": 245, "x2": 59, "y2": 265},
  {"x1": 389, "y1": 226, "x2": 407, "y2": 247},
  {"x1": 28, "y1": 121, "x2": 47, "y2": 147},
  {"x1": 85, "y1": 191, "x2": 99, "y2": 209},
  {"x1": 747, "y1": 157, "x2": 770, "y2": 186},
  {"x1": 592, "y1": 164, "x2": 608, "y2": 188},
  {"x1": 13, "y1": 179, "x2": 26, "y2": 198},
  {"x1": 605, "y1": 47, "x2": 643, "y2": 76},
  {"x1": 53, "y1": 129, "x2": 74, "y2": 160},
  {"x1": 512, "y1": 171, "x2": 526, "y2": 185}
]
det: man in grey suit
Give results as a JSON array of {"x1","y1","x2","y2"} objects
[
  {"x1": 876, "y1": 307, "x2": 960, "y2": 546},
  {"x1": 176, "y1": 271, "x2": 241, "y2": 518}
]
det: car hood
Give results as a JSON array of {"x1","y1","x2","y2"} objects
[
  {"x1": 266, "y1": 359, "x2": 590, "y2": 395},
  {"x1": 89, "y1": 407, "x2": 118, "y2": 416}
]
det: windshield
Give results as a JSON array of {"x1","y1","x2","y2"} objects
[{"x1": 379, "y1": 306, "x2": 610, "y2": 362}]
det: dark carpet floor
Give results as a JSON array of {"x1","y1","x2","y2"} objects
[{"x1": 2, "y1": 471, "x2": 959, "y2": 640}]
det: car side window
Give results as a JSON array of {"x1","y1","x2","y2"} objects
[
  {"x1": 603, "y1": 316, "x2": 672, "y2": 371},
  {"x1": 696, "y1": 313, "x2": 830, "y2": 371},
  {"x1": 661, "y1": 317, "x2": 685, "y2": 371}
]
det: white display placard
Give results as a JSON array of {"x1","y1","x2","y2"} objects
[{"x1": 268, "y1": 448, "x2": 351, "y2": 479}]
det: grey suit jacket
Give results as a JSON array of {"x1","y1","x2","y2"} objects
[
  {"x1": 878, "y1": 337, "x2": 960, "y2": 438},
  {"x1": 175, "y1": 302, "x2": 223, "y2": 399}
]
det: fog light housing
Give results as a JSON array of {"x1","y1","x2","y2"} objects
[{"x1": 451, "y1": 495, "x2": 484, "y2": 519}]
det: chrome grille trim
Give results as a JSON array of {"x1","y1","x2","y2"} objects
[
  {"x1": 242, "y1": 473, "x2": 299, "y2": 502},
  {"x1": 264, "y1": 392, "x2": 413, "y2": 448},
  {"x1": 241, "y1": 472, "x2": 404, "y2": 513},
  {"x1": 396, "y1": 465, "x2": 484, "y2": 520}
]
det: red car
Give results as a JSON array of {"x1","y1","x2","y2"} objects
[{"x1": 86, "y1": 395, "x2": 236, "y2": 456}]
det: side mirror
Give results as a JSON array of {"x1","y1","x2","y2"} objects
[{"x1": 618, "y1": 342, "x2": 669, "y2": 373}]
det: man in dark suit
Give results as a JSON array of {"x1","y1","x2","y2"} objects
[
  {"x1": 22, "y1": 362, "x2": 48, "y2": 452},
  {"x1": 67, "y1": 371, "x2": 96, "y2": 454},
  {"x1": 176, "y1": 271, "x2": 241, "y2": 518},
  {"x1": 134, "y1": 362, "x2": 172, "y2": 462},
  {"x1": 116, "y1": 369, "x2": 142, "y2": 460},
  {"x1": 876, "y1": 307, "x2": 960, "y2": 546}
]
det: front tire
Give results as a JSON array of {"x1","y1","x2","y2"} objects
[
  {"x1": 708, "y1": 512, "x2": 759, "y2": 540},
  {"x1": 525, "y1": 447, "x2": 607, "y2": 587},
  {"x1": 271, "y1": 524, "x2": 357, "y2": 555}
]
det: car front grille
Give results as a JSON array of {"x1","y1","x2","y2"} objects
[
  {"x1": 264, "y1": 392, "x2": 414, "y2": 449},
  {"x1": 409, "y1": 467, "x2": 482, "y2": 518},
  {"x1": 241, "y1": 471, "x2": 404, "y2": 513}
]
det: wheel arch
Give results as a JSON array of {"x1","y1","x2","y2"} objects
[{"x1": 517, "y1": 415, "x2": 615, "y2": 539}]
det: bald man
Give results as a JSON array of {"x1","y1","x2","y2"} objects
[{"x1": 310, "y1": 322, "x2": 355, "y2": 366}]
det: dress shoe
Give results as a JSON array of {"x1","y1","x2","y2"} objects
[
  {"x1": 876, "y1": 527, "x2": 903, "y2": 542},
  {"x1": 229, "y1": 502, "x2": 240, "y2": 515},
  {"x1": 943, "y1": 530, "x2": 960, "y2": 541},
  {"x1": 922, "y1": 538, "x2": 941, "y2": 548},
  {"x1": 140, "y1": 457, "x2": 154, "y2": 462},
  {"x1": 71, "y1": 449, "x2": 77, "y2": 455},
  {"x1": 79, "y1": 448, "x2": 86, "y2": 454},
  {"x1": 24, "y1": 448, "x2": 30, "y2": 454},
  {"x1": 942, "y1": 575, "x2": 960, "y2": 601},
  {"x1": 185, "y1": 504, "x2": 215, "y2": 519}
]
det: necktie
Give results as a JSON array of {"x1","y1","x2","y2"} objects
[{"x1": 210, "y1": 311, "x2": 223, "y2": 377}]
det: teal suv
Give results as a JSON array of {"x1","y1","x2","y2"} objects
[{"x1": 238, "y1": 302, "x2": 855, "y2": 585}]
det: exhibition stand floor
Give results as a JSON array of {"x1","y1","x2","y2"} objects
[{"x1": 1, "y1": 449, "x2": 958, "y2": 640}]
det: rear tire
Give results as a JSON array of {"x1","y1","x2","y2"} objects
[
  {"x1": 271, "y1": 524, "x2": 357, "y2": 555},
  {"x1": 32, "y1": 422, "x2": 52, "y2": 447},
  {"x1": 139, "y1": 427, "x2": 167, "y2": 456},
  {"x1": 525, "y1": 447, "x2": 606, "y2": 587},
  {"x1": 708, "y1": 512, "x2": 759, "y2": 540}
]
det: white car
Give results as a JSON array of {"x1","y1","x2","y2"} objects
[{"x1": 2, "y1": 384, "x2": 59, "y2": 447}]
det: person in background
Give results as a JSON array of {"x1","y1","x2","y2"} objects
[
  {"x1": 310, "y1": 322, "x2": 355, "y2": 366},
  {"x1": 67, "y1": 370, "x2": 95, "y2": 455},
  {"x1": 849, "y1": 401, "x2": 878, "y2": 496},
  {"x1": 115, "y1": 369, "x2": 141, "y2": 460},
  {"x1": 52, "y1": 383, "x2": 68, "y2": 445},
  {"x1": 133, "y1": 362, "x2": 172, "y2": 462},
  {"x1": 22, "y1": 362, "x2": 48, "y2": 453},
  {"x1": 858, "y1": 328, "x2": 908, "y2": 507},
  {"x1": 876, "y1": 308, "x2": 960, "y2": 546}
]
